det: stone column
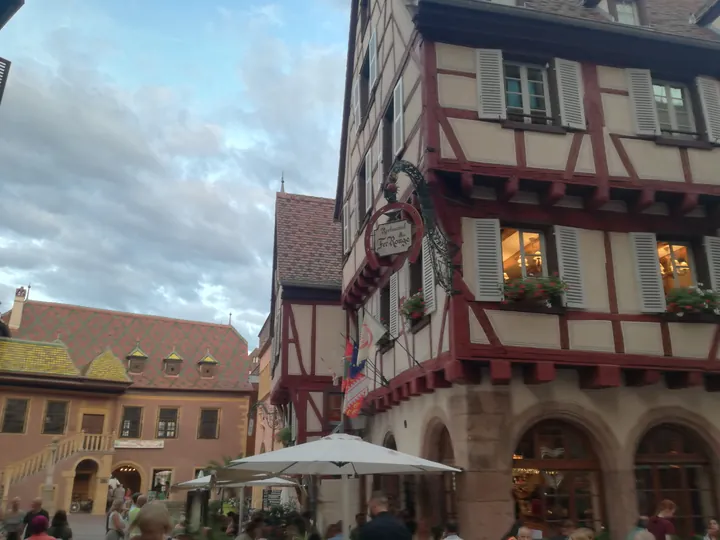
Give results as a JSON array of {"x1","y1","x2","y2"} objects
[
  {"x1": 603, "y1": 469, "x2": 637, "y2": 540},
  {"x1": 41, "y1": 439, "x2": 59, "y2": 515},
  {"x1": 450, "y1": 386, "x2": 514, "y2": 540}
]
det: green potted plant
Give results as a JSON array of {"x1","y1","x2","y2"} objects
[
  {"x1": 665, "y1": 285, "x2": 720, "y2": 322},
  {"x1": 501, "y1": 274, "x2": 568, "y2": 310},
  {"x1": 275, "y1": 426, "x2": 292, "y2": 447},
  {"x1": 401, "y1": 290, "x2": 426, "y2": 323}
]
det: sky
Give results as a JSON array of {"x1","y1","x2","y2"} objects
[{"x1": 0, "y1": 0, "x2": 350, "y2": 347}]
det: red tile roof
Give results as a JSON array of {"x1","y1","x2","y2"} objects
[
  {"x1": 275, "y1": 192, "x2": 342, "y2": 288},
  {"x1": 1, "y1": 300, "x2": 252, "y2": 391}
]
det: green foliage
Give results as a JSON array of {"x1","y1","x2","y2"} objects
[
  {"x1": 275, "y1": 427, "x2": 292, "y2": 446},
  {"x1": 204, "y1": 453, "x2": 244, "y2": 474},
  {"x1": 666, "y1": 285, "x2": 720, "y2": 315},
  {"x1": 502, "y1": 275, "x2": 568, "y2": 305},
  {"x1": 401, "y1": 290, "x2": 425, "y2": 321}
]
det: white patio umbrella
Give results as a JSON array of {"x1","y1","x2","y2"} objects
[{"x1": 226, "y1": 433, "x2": 461, "y2": 538}]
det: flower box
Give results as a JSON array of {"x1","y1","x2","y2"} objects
[
  {"x1": 665, "y1": 286, "x2": 720, "y2": 323},
  {"x1": 499, "y1": 298, "x2": 566, "y2": 315},
  {"x1": 401, "y1": 290, "x2": 427, "y2": 326},
  {"x1": 662, "y1": 312, "x2": 720, "y2": 324},
  {"x1": 501, "y1": 275, "x2": 568, "y2": 313}
]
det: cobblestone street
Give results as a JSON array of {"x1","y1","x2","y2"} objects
[{"x1": 67, "y1": 515, "x2": 105, "y2": 540}]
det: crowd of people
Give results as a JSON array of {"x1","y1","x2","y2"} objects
[{"x1": 0, "y1": 498, "x2": 73, "y2": 540}]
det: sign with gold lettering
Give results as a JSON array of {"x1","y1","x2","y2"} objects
[
  {"x1": 374, "y1": 220, "x2": 412, "y2": 257},
  {"x1": 114, "y1": 439, "x2": 165, "y2": 449}
]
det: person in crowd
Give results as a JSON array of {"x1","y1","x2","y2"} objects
[
  {"x1": 3, "y1": 498, "x2": 25, "y2": 540},
  {"x1": 359, "y1": 491, "x2": 411, "y2": 540},
  {"x1": 128, "y1": 495, "x2": 148, "y2": 538},
  {"x1": 517, "y1": 526, "x2": 533, "y2": 540},
  {"x1": 26, "y1": 516, "x2": 54, "y2": 540},
  {"x1": 23, "y1": 499, "x2": 49, "y2": 539},
  {"x1": 235, "y1": 520, "x2": 258, "y2": 540},
  {"x1": 47, "y1": 510, "x2": 72, "y2": 540},
  {"x1": 112, "y1": 484, "x2": 126, "y2": 505},
  {"x1": 302, "y1": 511, "x2": 318, "y2": 538},
  {"x1": 443, "y1": 523, "x2": 462, "y2": 540},
  {"x1": 626, "y1": 516, "x2": 649, "y2": 540},
  {"x1": 569, "y1": 528, "x2": 595, "y2": 540},
  {"x1": 325, "y1": 523, "x2": 343, "y2": 540},
  {"x1": 705, "y1": 519, "x2": 719, "y2": 540},
  {"x1": 134, "y1": 502, "x2": 173, "y2": 540},
  {"x1": 105, "y1": 499, "x2": 127, "y2": 540},
  {"x1": 634, "y1": 531, "x2": 656, "y2": 540},
  {"x1": 647, "y1": 500, "x2": 676, "y2": 540},
  {"x1": 350, "y1": 513, "x2": 367, "y2": 540},
  {"x1": 551, "y1": 521, "x2": 576, "y2": 540}
]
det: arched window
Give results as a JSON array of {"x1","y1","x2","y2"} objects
[
  {"x1": 635, "y1": 424, "x2": 716, "y2": 538},
  {"x1": 513, "y1": 421, "x2": 604, "y2": 536},
  {"x1": 437, "y1": 426, "x2": 457, "y2": 524}
]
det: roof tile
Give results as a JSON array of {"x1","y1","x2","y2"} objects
[
  {"x1": 84, "y1": 349, "x2": 132, "y2": 383},
  {"x1": 0, "y1": 337, "x2": 80, "y2": 377},
  {"x1": 275, "y1": 192, "x2": 342, "y2": 288}
]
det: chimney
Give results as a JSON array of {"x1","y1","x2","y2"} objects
[{"x1": 8, "y1": 286, "x2": 28, "y2": 330}]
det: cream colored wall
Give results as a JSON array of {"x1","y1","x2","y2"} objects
[
  {"x1": 460, "y1": 219, "x2": 717, "y2": 358},
  {"x1": 285, "y1": 303, "x2": 346, "y2": 378},
  {"x1": 434, "y1": 44, "x2": 720, "y2": 185},
  {"x1": 342, "y1": 0, "x2": 422, "y2": 287},
  {"x1": 369, "y1": 371, "x2": 720, "y2": 467}
]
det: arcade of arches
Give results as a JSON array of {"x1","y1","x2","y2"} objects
[{"x1": 371, "y1": 418, "x2": 718, "y2": 540}]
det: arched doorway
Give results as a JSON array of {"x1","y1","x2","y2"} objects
[
  {"x1": 420, "y1": 422, "x2": 457, "y2": 529},
  {"x1": 635, "y1": 423, "x2": 717, "y2": 538},
  {"x1": 112, "y1": 464, "x2": 142, "y2": 495},
  {"x1": 71, "y1": 459, "x2": 99, "y2": 513},
  {"x1": 513, "y1": 420, "x2": 603, "y2": 536}
]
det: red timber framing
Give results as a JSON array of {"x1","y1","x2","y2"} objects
[
  {"x1": 342, "y1": 38, "x2": 720, "y2": 414},
  {"x1": 269, "y1": 298, "x2": 348, "y2": 444}
]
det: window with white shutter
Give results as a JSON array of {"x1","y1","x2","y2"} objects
[
  {"x1": 0, "y1": 58, "x2": 10, "y2": 107},
  {"x1": 554, "y1": 59, "x2": 586, "y2": 130},
  {"x1": 627, "y1": 69, "x2": 661, "y2": 136},
  {"x1": 342, "y1": 201, "x2": 350, "y2": 254},
  {"x1": 350, "y1": 185, "x2": 358, "y2": 238},
  {"x1": 422, "y1": 237, "x2": 437, "y2": 314},
  {"x1": 473, "y1": 219, "x2": 504, "y2": 301},
  {"x1": 393, "y1": 79, "x2": 404, "y2": 156},
  {"x1": 476, "y1": 49, "x2": 506, "y2": 120},
  {"x1": 389, "y1": 273, "x2": 399, "y2": 337},
  {"x1": 376, "y1": 127, "x2": 382, "y2": 184},
  {"x1": 352, "y1": 78, "x2": 360, "y2": 131},
  {"x1": 630, "y1": 232, "x2": 666, "y2": 313},
  {"x1": 554, "y1": 226, "x2": 585, "y2": 308},
  {"x1": 369, "y1": 28, "x2": 377, "y2": 89},
  {"x1": 365, "y1": 150, "x2": 373, "y2": 213},
  {"x1": 704, "y1": 236, "x2": 720, "y2": 291},
  {"x1": 696, "y1": 77, "x2": 720, "y2": 144}
]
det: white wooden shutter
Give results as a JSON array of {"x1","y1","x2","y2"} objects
[
  {"x1": 476, "y1": 49, "x2": 506, "y2": 120},
  {"x1": 342, "y1": 201, "x2": 349, "y2": 253},
  {"x1": 554, "y1": 59, "x2": 585, "y2": 130},
  {"x1": 630, "y1": 232, "x2": 666, "y2": 313},
  {"x1": 350, "y1": 184, "x2": 358, "y2": 238},
  {"x1": 352, "y1": 78, "x2": 360, "y2": 131},
  {"x1": 473, "y1": 219, "x2": 504, "y2": 301},
  {"x1": 422, "y1": 236, "x2": 437, "y2": 314},
  {"x1": 627, "y1": 69, "x2": 661, "y2": 136},
  {"x1": 696, "y1": 77, "x2": 720, "y2": 144},
  {"x1": 0, "y1": 58, "x2": 10, "y2": 106},
  {"x1": 393, "y1": 79, "x2": 404, "y2": 155},
  {"x1": 389, "y1": 272, "x2": 399, "y2": 337},
  {"x1": 704, "y1": 236, "x2": 720, "y2": 290},
  {"x1": 554, "y1": 226, "x2": 585, "y2": 308},
  {"x1": 369, "y1": 27, "x2": 378, "y2": 88},
  {"x1": 365, "y1": 150, "x2": 373, "y2": 213}
]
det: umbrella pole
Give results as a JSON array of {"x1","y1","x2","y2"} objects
[{"x1": 341, "y1": 474, "x2": 351, "y2": 540}]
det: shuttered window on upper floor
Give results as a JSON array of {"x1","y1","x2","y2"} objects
[
  {"x1": 352, "y1": 24, "x2": 378, "y2": 132},
  {"x1": 472, "y1": 219, "x2": 586, "y2": 308},
  {"x1": 476, "y1": 50, "x2": 586, "y2": 130},
  {"x1": 42, "y1": 401, "x2": 69, "y2": 435},
  {"x1": 1, "y1": 398, "x2": 28, "y2": 434},
  {"x1": 630, "y1": 233, "x2": 720, "y2": 313},
  {"x1": 627, "y1": 69, "x2": 720, "y2": 143}
]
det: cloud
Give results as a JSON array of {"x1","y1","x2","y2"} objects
[{"x1": 0, "y1": 3, "x2": 346, "y2": 346}]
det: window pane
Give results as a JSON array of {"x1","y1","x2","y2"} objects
[
  {"x1": 158, "y1": 408, "x2": 178, "y2": 438},
  {"x1": 199, "y1": 409, "x2": 219, "y2": 439},
  {"x1": 1, "y1": 399, "x2": 28, "y2": 433},
  {"x1": 501, "y1": 228, "x2": 522, "y2": 281},
  {"x1": 505, "y1": 64, "x2": 521, "y2": 79},
  {"x1": 671, "y1": 244, "x2": 694, "y2": 288},
  {"x1": 616, "y1": 3, "x2": 638, "y2": 25},
  {"x1": 658, "y1": 242, "x2": 694, "y2": 293},
  {"x1": 43, "y1": 401, "x2": 68, "y2": 435},
  {"x1": 522, "y1": 231, "x2": 544, "y2": 277},
  {"x1": 121, "y1": 407, "x2": 142, "y2": 438}
]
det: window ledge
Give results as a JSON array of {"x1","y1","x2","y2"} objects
[
  {"x1": 409, "y1": 315, "x2": 431, "y2": 334},
  {"x1": 662, "y1": 312, "x2": 720, "y2": 324},
  {"x1": 655, "y1": 137, "x2": 712, "y2": 150},
  {"x1": 498, "y1": 300, "x2": 566, "y2": 315},
  {"x1": 501, "y1": 120, "x2": 568, "y2": 135}
]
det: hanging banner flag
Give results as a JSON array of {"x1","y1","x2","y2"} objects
[
  {"x1": 357, "y1": 311, "x2": 387, "y2": 364},
  {"x1": 342, "y1": 340, "x2": 369, "y2": 418}
]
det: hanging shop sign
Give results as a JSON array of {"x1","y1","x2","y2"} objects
[{"x1": 374, "y1": 220, "x2": 413, "y2": 257}]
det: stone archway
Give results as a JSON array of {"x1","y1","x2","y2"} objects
[
  {"x1": 419, "y1": 418, "x2": 457, "y2": 532},
  {"x1": 70, "y1": 459, "x2": 100, "y2": 513},
  {"x1": 111, "y1": 461, "x2": 145, "y2": 497}
]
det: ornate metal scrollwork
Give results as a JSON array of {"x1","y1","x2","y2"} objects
[{"x1": 385, "y1": 160, "x2": 460, "y2": 295}]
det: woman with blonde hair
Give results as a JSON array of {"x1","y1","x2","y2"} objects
[
  {"x1": 106, "y1": 499, "x2": 127, "y2": 540},
  {"x1": 569, "y1": 528, "x2": 595, "y2": 540},
  {"x1": 134, "y1": 502, "x2": 173, "y2": 540}
]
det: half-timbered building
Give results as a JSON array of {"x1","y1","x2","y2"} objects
[{"x1": 335, "y1": 1, "x2": 720, "y2": 538}]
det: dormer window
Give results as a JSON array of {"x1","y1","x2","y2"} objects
[
  {"x1": 599, "y1": 0, "x2": 641, "y2": 25},
  {"x1": 126, "y1": 341, "x2": 148, "y2": 374},
  {"x1": 198, "y1": 349, "x2": 219, "y2": 379},
  {"x1": 163, "y1": 349, "x2": 183, "y2": 376}
]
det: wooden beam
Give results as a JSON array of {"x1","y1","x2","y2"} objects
[
  {"x1": 579, "y1": 365, "x2": 621, "y2": 389},
  {"x1": 523, "y1": 362, "x2": 556, "y2": 384},
  {"x1": 444, "y1": 360, "x2": 468, "y2": 384},
  {"x1": 498, "y1": 175, "x2": 519, "y2": 203},
  {"x1": 543, "y1": 182, "x2": 566, "y2": 206},
  {"x1": 490, "y1": 360, "x2": 512, "y2": 385},
  {"x1": 586, "y1": 184, "x2": 610, "y2": 210},
  {"x1": 633, "y1": 188, "x2": 655, "y2": 213}
]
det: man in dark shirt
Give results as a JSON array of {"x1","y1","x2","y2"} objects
[
  {"x1": 23, "y1": 498, "x2": 49, "y2": 539},
  {"x1": 359, "y1": 492, "x2": 411, "y2": 540},
  {"x1": 647, "y1": 500, "x2": 676, "y2": 540}
]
